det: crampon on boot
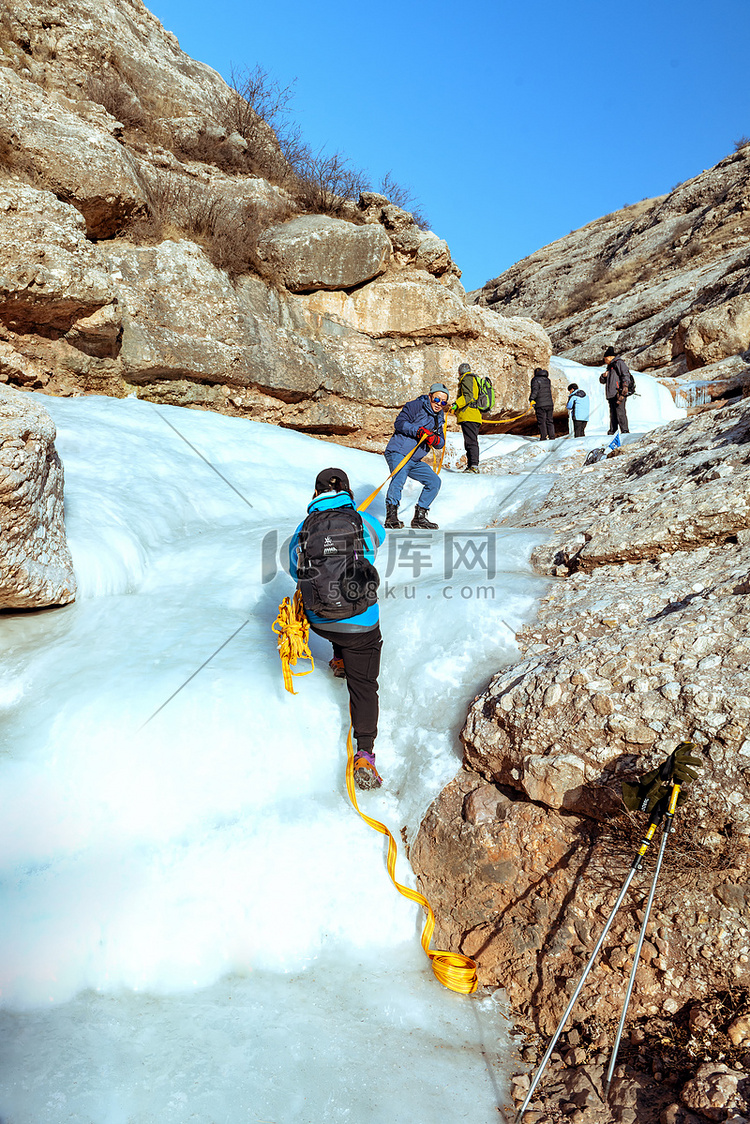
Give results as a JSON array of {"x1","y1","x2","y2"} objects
[
  {"x1": 353, "y1": 749, "x2": 382, "y2": 790},
  {"x1": 411, "y1": 505, "x2": 438, "y2": 529},
  {"x1": 384, "y1": 503, "x2": 403, "y2": 529},
  {"x1": 329, "y1": 657, "x2": 346, "y2": 678}
]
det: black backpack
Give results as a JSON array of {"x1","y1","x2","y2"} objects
[
  {"x1": 296, "y1": 507, "x2": 379, "y2": 621},
  {"x1": 626, "y1": 370, "x2": 636, "y2": 395}
]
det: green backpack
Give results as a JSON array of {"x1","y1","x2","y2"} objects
[{"x1": 474, "y1": 375, "x2": 495, "y2": 413}]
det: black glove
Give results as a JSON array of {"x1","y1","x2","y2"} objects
[
  {"x1": 670, "y1": 742, "x2": 702, "y2": 785},
  {"x1": 621, "y1": 742, "x2": 702, "y2": 813}
]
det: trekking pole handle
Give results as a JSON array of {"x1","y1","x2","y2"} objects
[
  {"x1": 632, "y1": 819, "x2": 659, "y2": 872},
  {"x1": 667, "y1": 783, "x2": 681, "y2": 822}
]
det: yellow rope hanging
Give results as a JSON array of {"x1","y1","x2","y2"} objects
[
  {"x1": 477, "y1": 409, "x2": 531, "y2": 425},
  {"x1": 357, "y1": 433, "x2": 428, "y2": 513},
  {"x1": 432, "y1": 419, "x2": 447, "y2": 475},
  {"x1": 272, "y1": 590, "x2": 314, "y2": 694},
  {"x1": 345, "y1": 726, "x2": 478, "y2": 995}
]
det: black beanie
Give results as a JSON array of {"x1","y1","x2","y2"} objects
[
  {"x1": 604, "y1": 347, "x2": 616, "y2": 358},
  {"x1": 314, "y1": 467, "x2": 351, "y2": 495}
]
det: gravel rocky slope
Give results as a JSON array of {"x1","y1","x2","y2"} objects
[{"x1": 412, "y1": 399, "x2": 750, "y2": 1123}]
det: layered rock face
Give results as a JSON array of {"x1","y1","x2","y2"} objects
[
  {"x1": 0, "y1": 385, "x2": 76, "y2": 608},
  {"x1": 473, "y1": 147, "x2": 750, "y2": 408},
  {"x1": 412, "y1": 400, "x2": 750, "y2": 1050},
  {"x1": 0, "y1": 0, "x2": 551, "y2": 449}
]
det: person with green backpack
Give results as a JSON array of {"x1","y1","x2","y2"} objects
[{"x1": 451, "y1": 362, "x2": 494, "y2": 473}]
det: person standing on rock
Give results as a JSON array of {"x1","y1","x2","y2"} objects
[
  {"x1": 566, "y1": 383, "x2": 589, "y2": 437},
  {"x1": 289, "y1": 467, "x2": 385, "y2": 790},
  {"x1": 530, "y1": 367, "x2": 555, "y2": 440},
  {"x1": 383, "y1": 384, "x2": 448, "y2": 529},
  {"x1": 451, "y1": 362, "x2": 482, "y2": 473},
  {"x1": 599, "y1": 347, "x2": 631, "y2": 435}
]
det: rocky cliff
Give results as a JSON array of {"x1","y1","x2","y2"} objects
[
  {"x1": 473, "y1": 148, "x2": 750, "y2": 412},
  {"x1": 0, "y1": 0, "x2": 551, "y2": 450},
  {"x1": 412, "y1": 399, "x2": 750, "y2": 1122}
]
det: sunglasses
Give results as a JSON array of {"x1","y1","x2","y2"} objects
[{"x1": 430, "y1": 395, "x2": 448, "y2": 405}]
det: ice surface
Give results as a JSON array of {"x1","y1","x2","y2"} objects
[
  {"x1": 551, "y1": 355, "x2": 685, "y2": 435},
  {"x1": 0, "y1": 387, "x2": 683, "y2": 1121}
]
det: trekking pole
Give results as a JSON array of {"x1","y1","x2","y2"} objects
[
  {"x1": 357, "y1": 434, "x2": 428, "y2": 513},
  {"x1": 515, "y1": 808, "x2": 664, "y2": 1122},
  {"x1": 604, "y1": 783, "x2": 680, "y2": 1093}
]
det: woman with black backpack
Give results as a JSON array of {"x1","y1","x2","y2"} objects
[{"x1": 289, "y1": 468, "x2": 385, "y2": 791}]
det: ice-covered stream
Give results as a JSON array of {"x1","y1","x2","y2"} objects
[{"x1": 0, "y1": 363, "x2": 683, "y2": 1122}]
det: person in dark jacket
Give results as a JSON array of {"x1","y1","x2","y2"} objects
[
  {"x1": 566, "y1": 383, "x2": 589, "y2": 437},
  {"x1": 289, "y1": 467, "x2": 385, "y2": 790},
  {"x1": 599, "y1": 347, "x2": 631, "y2": 434},
  {"x1": 452, "y1": 362, "x2": 482, "y2": 473},
  {"x1": 383, "y1": 383, "x2": 448, "y2": 530},
  {"x1": 530, "y1": 367, "x2": 555, "y2": 440}
]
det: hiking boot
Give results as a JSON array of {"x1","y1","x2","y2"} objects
[
  {"x1": 463, "y1": 466, "x2": 480, "y2": 474},
  {"x1": 411, "y1": 505, "x2": 438, "y2": 529},
  {"x1": 384, "y1": 503, "x2": 403, "y2": 529},
  {"x1": 329, "y1": 657, "x2": 346, "y2": 678},
  {"x1": 353, "y1": 749, "x2": 382, "y2": 790}
]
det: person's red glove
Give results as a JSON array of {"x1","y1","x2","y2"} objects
[{"x1": 417, "y1": 427, "x2": 437, "y2": 447}]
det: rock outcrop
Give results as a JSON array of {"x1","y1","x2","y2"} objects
[
  {"x1": 473, "y1": 146, "x2": 750, "y2": 409},
  {"x1": 256, "y1": 214, "x2": 391, "y2": 292},
  {"x1": 0, "y1": 385, "x2": 76, "y2": 608},
  {"x1": 412, "y1": 400, "x2": 750, "y2": 1059},
  {"x1": 0, "y1": 0, "x2": 551, "y2": 449}
]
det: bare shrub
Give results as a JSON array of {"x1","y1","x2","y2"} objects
[
  {"x1": 174, "y1": 131, "x2": 248, "y2": 173},
  {"x1": 224, "y1": 64, "x2": 298, "y2": 183},
  {"x1": 293, "y1": 148, "x2": 370, "y2": 216},
  {"x1": 734, "y1": 135, "x2": 750, "y2": 151},
  {"x1": 126, "y1": 172, "x2": 292, "y2": 279},
  {"x1": 378, "y1": 171, "x2": 430, "y2": 230},
  {"x1": 226, "y1": 64, "x2": 295, "y2": 140},
  {"x1": 86, "y1": 72, "x2": 147, "y2": 130}
]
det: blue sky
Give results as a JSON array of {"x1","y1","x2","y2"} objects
[{"x1": 148, "y1": 0, "x2": 749, "y2": 292}]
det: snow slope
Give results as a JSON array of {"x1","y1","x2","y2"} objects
[{"x1": 0, "y1": 369, "x2": 683, "y2": 1122}]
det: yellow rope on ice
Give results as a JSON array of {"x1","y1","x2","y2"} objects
[
  {"x1": 272, "y1": 591, "x2": 314, "y2": 694},
  {"x1": 344, "y1": 726, "x2": 478, "y2": 995}
]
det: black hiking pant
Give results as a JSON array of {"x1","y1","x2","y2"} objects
[
  {"x1": 607, "y1": 397, "x2": 629, "y2": 434},
  {"x1": 573, "y1": 419, "x2": 588, "y2": 437},
  {"x1": 535, "y1": 406, "x2": 555, "y2": 440},
  {"x1": 312, "y1": 623, "x2": 382, "y2": 754},
  {"x1": 460, "y1": 421, "x2": 480, "y2": 468}
]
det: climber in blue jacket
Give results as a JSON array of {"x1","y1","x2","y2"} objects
[{"x1": 382, "y1": 383, "x2": 448, "y2": 530}]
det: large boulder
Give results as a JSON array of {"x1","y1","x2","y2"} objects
[
  {"x1": 0, "y1": 385, "x2": 76, "y2": 609},
  {"x1": 256, "y1": 215, "x2": 391, "y2": 292},
  {"x1": 299, "y1": 275, "x2": 474, "y2": 338}
]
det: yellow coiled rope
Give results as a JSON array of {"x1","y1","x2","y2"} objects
[
  {"x1": 272, "y1": 591, "x2": 314, "y2": 694},
  {"x1": 345, "y1": 725, "x2": 478, "y2": 995}
]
